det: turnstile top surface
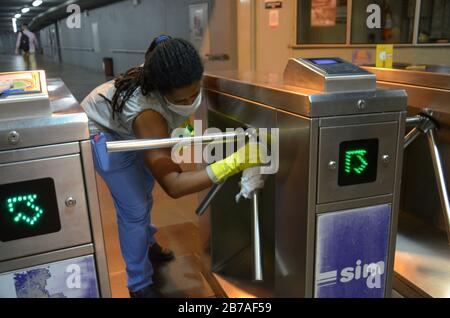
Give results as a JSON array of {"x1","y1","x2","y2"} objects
[
  {"x1": 363, "y1": 65, "x2": 450, "y2": 91},
  {"x1": 284, "y1": 58, "x2": 376, "y2": 93},
  {"x1": 0, "y1": 78, "x2": 89, "y2": 151},
  {"x1": 362, "y1": 65, "x2": 450, "y2": 127},
  {"x1": 203, "y1": 71, "x2": 407, "y2": 118}
]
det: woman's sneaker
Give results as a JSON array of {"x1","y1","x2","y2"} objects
[
  {"x1": 149, "y1": 242, "x2": 175, "y2": 262},
  {"x1": 129, "y1": 284, "x2": 163, "y2": 298}
]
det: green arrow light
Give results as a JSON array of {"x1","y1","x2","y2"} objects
[
  {"x1": 5, "y1": 194, "x2": 44, "y2": 227},
  {"x1": 344, "y1": 149, "x2": 369, "y2": 175}
]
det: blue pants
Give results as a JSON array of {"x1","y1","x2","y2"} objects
[{"x1": 91, "y1": 132, "x2": 156, "y2": 292}]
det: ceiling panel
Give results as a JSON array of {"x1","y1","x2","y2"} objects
[
  {"x1": 0, "y1": 0, "x2": 125, "y2": 34},
  {"x1": 0, "y1": 0, "x2": 73, "y2": 33}
]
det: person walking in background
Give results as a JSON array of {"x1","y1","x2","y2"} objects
[{"x1": 15, "y1": 24, "x2": 39, "y2": 70}]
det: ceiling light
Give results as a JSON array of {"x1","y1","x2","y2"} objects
[
  {"x1": 14, "y1": 13, "x2": 22, "y2": 19},
  {"x1": 22, "y1": 7, "x2": 30, "y2": 14},
  {"x1": 32, "y1": 0, "x2": 43, "y2": 7}
]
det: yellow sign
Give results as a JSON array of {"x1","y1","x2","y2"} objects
[{"x1": 376, "y1": 45, "x2": 394, "y2": 69}]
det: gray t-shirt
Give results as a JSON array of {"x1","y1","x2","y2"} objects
[{"x1": 80, "y1": 80, "x2": 189, "y2": 139}]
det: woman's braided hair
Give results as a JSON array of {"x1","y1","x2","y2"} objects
[{"x1": 110, "y1": 36, "x2": 204, "y2": 118}]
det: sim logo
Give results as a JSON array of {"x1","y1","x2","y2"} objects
[{"x1": 316, "y1": 259, "x2": 385, "y2": 290}]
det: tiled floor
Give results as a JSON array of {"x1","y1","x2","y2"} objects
[{"x1": 0, "y1": 54, "x2": 215, "y2": 298}]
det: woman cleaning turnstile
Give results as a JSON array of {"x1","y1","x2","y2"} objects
[{"x1": 80, "y1": 35, "x2": 265, "y2": 298}]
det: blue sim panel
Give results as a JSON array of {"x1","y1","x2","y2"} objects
[
  {"x1": 0, "y1": 255, "x2": 99, "y2": 298},
  {"x1": 314, "y1": 204, "x2": 391, "y2": 298}
]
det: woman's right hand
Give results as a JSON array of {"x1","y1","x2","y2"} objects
[{"x1": 206, "y1": 142, "x2": 267, "y2": 184}]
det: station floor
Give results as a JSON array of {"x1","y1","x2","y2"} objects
[{"x1": 0, "y1": 54, "x2": 215, "y2": 298}]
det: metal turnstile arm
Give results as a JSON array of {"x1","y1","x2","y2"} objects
[
  {"x1": 404, "y1": 127, "x2": 422, "y2": 149},
  {"x1": 196, "y1": 182, "x2": 226, "y2": 217},
  {"x1": 405, "y1": 115, "x2": 450, "y2": 245},
  {"x1": 195, "y1": 181, "x2": 265, "y2": 282},
  {"x1": 252, "y1": 190, "x2": 264, "y2": 282},
  {"x1": 106, "y1": 132, "x2": 247, "y2": 153},
  {"x1": 427, "y1": 129, "x2": 450, "y2": 245}
]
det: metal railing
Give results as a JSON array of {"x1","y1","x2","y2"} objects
[
  {"x1": 60, "y1": 46, "x2": 95, "y2": 52},
  {"x1": 110, "y1": 49, "x2": 146, "y2": 55},
  {"x1": 106, "y1": 131, "x2": 248, "y2": 153}
]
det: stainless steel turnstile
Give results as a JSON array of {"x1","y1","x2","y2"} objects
[
  {"x1": 103, "y1": 58, "x2": 411, "y2": 298},
  {"x1": 0, "y1": 71, "x2": 111, "y2": 298},
  {"x1": 363, "y1": 65, "x2": 450, "y2": 298},
  {"x1": 198, "y1": 58, "x2": 407, "y2": 298}
]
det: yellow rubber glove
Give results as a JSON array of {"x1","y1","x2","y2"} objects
[{"x1": 206, "y1": 142, "x2": 267, "y2": 184}]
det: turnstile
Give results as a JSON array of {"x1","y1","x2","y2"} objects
[
  {"x1": 0, "y1": 71, "x2": 111, "y2": 298},
  {"x1": 363, "y1": 64, "x2": 450, "y2": 298},
  {"x1": 104, "y1": 58, "x2": 410, "y2": 298},
  {"x1": 198, "y1": 58, "x2": 407, "y2": 298}
]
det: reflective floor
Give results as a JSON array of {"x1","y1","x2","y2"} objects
[{"x1": 0, "y1": 54, "x2": 215, "y2": 298}]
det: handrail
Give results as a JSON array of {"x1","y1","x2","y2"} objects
[
  {"x1": 110, "y1": 49, "x2": 146, "y2": 54},
  {"x1": 60, "y1": 47, "x2": 95, "y2": 52}
]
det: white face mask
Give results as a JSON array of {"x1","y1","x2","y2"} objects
[{"x1": 165, "y1": 91, "x2": 202, "y2": 117}]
